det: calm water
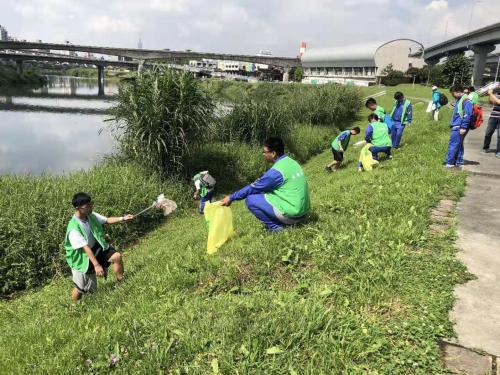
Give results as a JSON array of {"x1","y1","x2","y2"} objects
[{"x1": 0, "y1": 76, "x2": 118, "y2": 175}]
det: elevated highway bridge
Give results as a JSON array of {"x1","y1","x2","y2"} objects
[{"x1": 424, "y1": 22, "x2": 500, "y2": 86}]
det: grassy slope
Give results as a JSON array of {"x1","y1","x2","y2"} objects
[{"x1": 0, "y1": 87, "x2": 469, "y2": 374}]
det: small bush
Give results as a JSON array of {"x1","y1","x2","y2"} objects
[
  {"x1": 0, "y1": 161, "x2": 189, "y2": 297},
  {"x1": 215, "y1": 101, "x2": 292, "y2": 144},
  {"x1": 286, "y1": 124, "x2": 333, "y2": 163}
]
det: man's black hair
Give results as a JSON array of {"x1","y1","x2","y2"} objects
[
  {"x1": 72, "y1": 192, "x2": 92, "y2": 208},
  {"x1": 450, "y1": 85, "x2": 464, "y2": 93},
  {"x1": 469, "y1": 86, "x2": 476, "y2": 92},
  {"x1": 394, "y1": 91, "x2": 404, "y2": 101},
  {"x1": 351, "y1": 126, "x2": 361, "y2": 134},
  {"x1": 263, "y1": 137, "x2": 285, "y2": 156},
  {"x1": 365, "y1": 97, "x2": 377, "y2": 108},
  {"x1": 368, "y1": 113, "x2": 379, "y2": 122}
]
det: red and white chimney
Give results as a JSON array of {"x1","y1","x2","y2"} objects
[{"x1": 299, "y1": 41, "x2": 306, "y2": 60}]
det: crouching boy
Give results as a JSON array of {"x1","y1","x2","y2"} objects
[{"x1": 64, "y1": 192, "x2": 134, "y2": 302}]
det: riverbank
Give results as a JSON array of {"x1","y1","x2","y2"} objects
[
  {"x1": 0, "y1": 89, "x2": 469, "y2": 372},
  {"x1": 0, "y1": 66, "x2": 47, "y2": 87}
]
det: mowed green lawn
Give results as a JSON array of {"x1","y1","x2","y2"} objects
[{"x1": 0, "y1": 91, "x2": 469, "y2": 374}]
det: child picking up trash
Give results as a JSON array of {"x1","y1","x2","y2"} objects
[
  {"x1": 358, "y1": 114, "x2": 392, "y2": 171},
  {"x1": 325, "y1": 127, "x2": 361, "y2": 172},
  {"x1": 193, "y1": 171, "x2": 216, "y2": 214}
]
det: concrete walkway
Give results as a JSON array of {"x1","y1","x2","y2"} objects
[{"x1": 450, "y1": 106, "x2": 500, "y2": 358}]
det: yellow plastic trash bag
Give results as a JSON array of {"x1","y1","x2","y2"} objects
[
  {"x1": 204, "y1": 202, "x2": 234, "y2": 255},
  {"x1": 359, "y1": 143, "x2": 379, "y2": 171}
]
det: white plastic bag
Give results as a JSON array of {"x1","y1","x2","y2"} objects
[{"x1": 426, "y1": 101, "x2": 434, "y2": 113}]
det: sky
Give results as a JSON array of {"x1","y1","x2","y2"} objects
[{"x1": 0, "y1": 0, "x2": 499, "y2": 56}]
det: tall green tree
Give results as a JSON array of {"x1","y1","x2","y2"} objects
[{"x1": 442, "y1": 54, "x2": 471, "y2": 87}]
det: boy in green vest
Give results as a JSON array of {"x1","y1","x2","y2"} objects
[
  {"x1": 192, "y1": 171, "x2": 215, "y2": 215},
  {"x1": 64, "y1": 192, "x2": 134, "y2": 302},
  {"x1": 390, "y1": 91, "x2": 412, "y2": 148},
  {"x1": 357, "y1": 113, "x2": 393, "y2": 171},
  {"x1": 365, "y1": 97, "x2": 386, "y2": 121},
  {"x1": 325, "y1": 127, "x2": 361, "y2": 172},
  {"x1": 220, "y1": 137, "x2": 310, "y2": 232}
]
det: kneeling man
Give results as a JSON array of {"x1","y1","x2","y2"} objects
[{"x1": 221, "y1": 137, "x2": 310, "y2": 232}]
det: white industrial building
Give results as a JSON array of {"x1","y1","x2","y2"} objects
[{"x1": 301, "y1": 39, "x2": 424, "y2": 86}]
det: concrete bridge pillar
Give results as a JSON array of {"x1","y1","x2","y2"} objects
[
  {"x1": 16, "y1": 60, "x2": 23, "y2": 75},
  {"x1": 471, "y1": 44, "x2": 495, "y2": 87},
  {"x1": 282, "y1": 67, "x2": 290, "y2": 82},
  {"x1": 97, "y1": 65, "x2": 105, "y2": 96}
]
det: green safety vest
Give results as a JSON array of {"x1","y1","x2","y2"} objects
[
  {"x1": 457, "y1": 95, "x2": 470, "y2": 119},
  {"x1": 468, "y1": 92, "x2": 479, "y2": 105},
  {"x1": 390, "y1": 99, "x2": 411, "y2": 124},
  {"x1": 193, "y1": 172, "x2": 209, "y2": 197},
  {"x1": 370, "y1": 121, "x2": 392, "y2": 147},
  {"x1": 265, "y1": 156, "x2": 310, "y2": 218},
  {"x1": 64, "y1": 213, "x2": 109, "y2": 273},
  {"x1": 375, "y1": 105, "x2": 386, "y2": 121},
  {"x1": 331, "y1": 130, "x2": 351, "y2": 152}
]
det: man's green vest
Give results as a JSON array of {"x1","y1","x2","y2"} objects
[
  {"x1": 370, "y1": 121, "x2": 392, "y2": 147},
  {"x1": 390, "y1": 99, "x2": 411, "y2": 124},
  {"x1": 375, "y1": 105, "x2": 386, "y2": 121},
  {"x1": 265, "y1": 156, "x2": 310, "y2": 218},
  {"x1": 331, "y1": 130, "x2": 351, "y2": 151},
  {"x1": 64, "y1": 213, "x2": 109, "y2": 273}
]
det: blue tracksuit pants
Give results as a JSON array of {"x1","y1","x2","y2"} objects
[
  {"x1": 245, "y1": 194, "x2": 305, "y2": 232},
  {"x1": 391, "y1": 122, "x2": 405, "y2": 148},
  {"x1": 445, "y1": 127, "x2": 468, "y2": 166},
  {"x1": 199, "y1": 190, "x2": 214, "y2": 214},
  {"x1": 369, "y1": 146, "x2": 391, "y2": 160}
]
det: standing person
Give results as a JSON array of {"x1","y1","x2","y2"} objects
[
  {"x1": 325, "y1": 127, "x2": 361, "y2": 172},
  {"x1": 220, "y1": 137, "x2": 310, "y2": 232},
  {"x1": 482, "y1": 88, "x2": 500, "y2": 157},
  {"x1": 431, "y1": 85, "x2": 441, "y2": 121},
  {"x1": 193, "y1": 171, "x2": 215, "y2": 214},
  {"x1": 64, "y1": 192, "x2": 134, "y2": 302},
  {"x1": 390, "y1": 91, "x2": 412, "y2": 149},
  {"x1": 468, "y1": 86, "x2": 479, "y2": 104},
  {"x1": 445, "y1": 85, "x2": 473, "y2": 168}
]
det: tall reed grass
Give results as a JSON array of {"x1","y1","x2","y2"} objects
[{"x1": 110, "y1": 68, "x2": 215, "y2": 176}]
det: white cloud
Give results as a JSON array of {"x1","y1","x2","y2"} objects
[
  {"x1": 425, "y1": 0, "x2": 448, "y2": 11},
  {"x1": 86, "y1": 16, "x2": 140, "y2": 33},
  {"x1": 3, "y1": 0, "x2": 500, "y2": 55}
]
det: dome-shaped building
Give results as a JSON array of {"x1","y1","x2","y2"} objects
[{"x1": 301, "y1": 39, "x2": 424, "y2": 86}]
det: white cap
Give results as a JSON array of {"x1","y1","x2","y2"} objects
[{"x1": 431, "y1": 85, "x2": 438, "y2": 90}]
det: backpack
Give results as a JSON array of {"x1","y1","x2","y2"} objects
[
  {"x1": 439, "y1": 93, "x2": 448, "y2": 106},
  {"x1": 459, "y1": 98, "x2": 483, "y2": 130},
  {"x1": 201, "y1": 173, "x2": 216, "y2": 189},
  {"x1": 469, "y1": 104, "x2": 483, "y2": 130}
]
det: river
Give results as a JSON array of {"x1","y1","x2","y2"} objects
[{"x1": 0, "y1": 75, "x2": 117, "y2": 175}]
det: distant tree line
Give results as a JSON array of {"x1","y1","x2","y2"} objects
[{"x1": 380, "y1": 54, "x2": 472, "y2": 87}]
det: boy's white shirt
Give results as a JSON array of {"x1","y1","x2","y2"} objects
[{"x1": 68, "y1": 212, "x2": 108, "y2": 249}]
